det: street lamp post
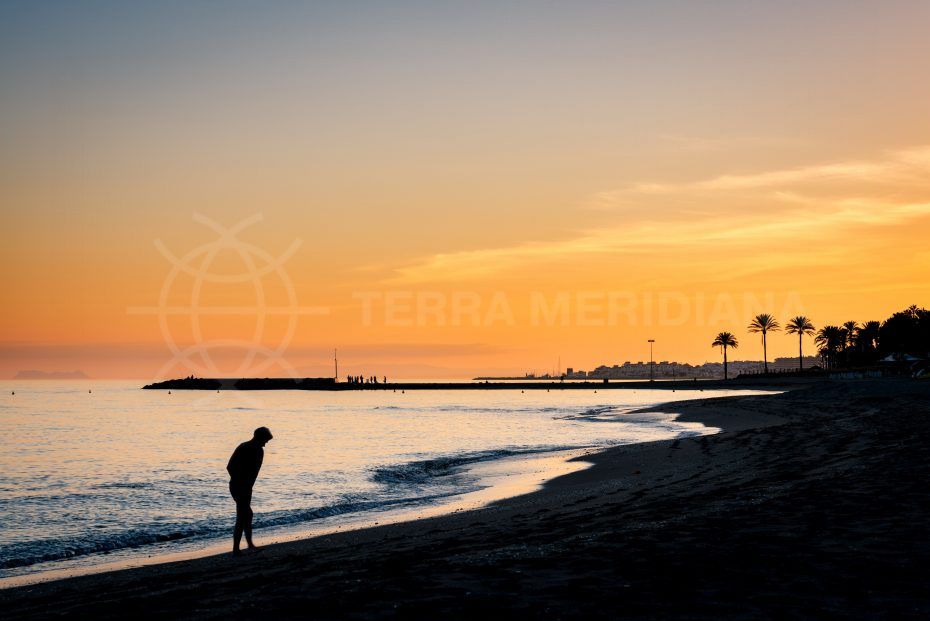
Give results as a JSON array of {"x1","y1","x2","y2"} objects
[{"x1": 648, "y1": 339, "x2": 655, "y2": 382}]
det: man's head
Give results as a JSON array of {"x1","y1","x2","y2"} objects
[{"x1": 253, "y1": 426, "x2": 273, "y2": 446}]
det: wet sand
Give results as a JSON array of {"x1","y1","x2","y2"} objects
[{"x1": 4, "y1": 378, "x2": 930, "y2": 619}]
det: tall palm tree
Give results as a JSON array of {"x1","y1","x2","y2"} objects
[
  {"x1": 712, "y1": 332, "x2": 739, "y2": 379},
  {"x1": 747, "y1": 313, "x2": 780, "y2": 373},
  {"x1": 785, "y1": 316, "x2": 815, "y2": 371},
  {"x1": 815, "y1": 325, "x2": 845, "y2": 369}
]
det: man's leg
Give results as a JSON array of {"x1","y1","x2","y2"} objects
[
  {"x1": 243, "y1": 500, "x2": 255, "y2": 549},
  {"x1": 233, "y1": 497, "x2": 246, "y2": 554}
]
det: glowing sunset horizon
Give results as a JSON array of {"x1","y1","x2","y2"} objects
[{"x1": 3, "y1": 2, "x2": 929, "y2": 379}]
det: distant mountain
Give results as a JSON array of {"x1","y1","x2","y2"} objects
[{"x1": 14, "y1": 370, "x2": 90, "y2": 380}]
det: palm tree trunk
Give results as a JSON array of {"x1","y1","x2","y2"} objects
[
  {"x1": 723, "y1": 345, "x2": 728, "y2": 380},
  {"x1": 798, "y1": 334, "x2": 804, "y2": 371},
  {"x1": 762, "y1": 332, "x2": 768, "y2": 373}
]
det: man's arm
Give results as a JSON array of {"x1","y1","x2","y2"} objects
[{"x1": 227, "y1": 445, "x2": 242, "y2": 477}]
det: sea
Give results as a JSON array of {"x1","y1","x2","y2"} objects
[{"x1": 0, "y1": 380, "x2": 773, "y2": 584}]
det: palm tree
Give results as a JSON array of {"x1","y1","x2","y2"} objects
[
  {"x1": 842, "y1": 321, "x2": 859, "y2": 350},
  {"x1": 858, "y1": 320, "x2": 881, "y2": 352},
  {"x1": 815, "y1": 325, "x2": 845, "y2": 369},
  {"x1": 841, "y1": 321, "x2": 859, "y2": 365},
  {"x1": 712, "y1": 332, "x2": 739, "y2": 379},
  {"x1": 785, "y1": 316, "x2": 815, "y2": 371},
  {"x1": 747, "y1": 313, "x2": 780, "y2": 373}
]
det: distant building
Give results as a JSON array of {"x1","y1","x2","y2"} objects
[{"x1": 771, "y1": 356, "x2": 819, "y2": 370}]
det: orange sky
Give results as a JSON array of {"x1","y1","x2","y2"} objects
[{"x1": 2, "y1": 2, "x2": 929, "y2": 379}]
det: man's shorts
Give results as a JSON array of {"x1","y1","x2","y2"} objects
[{"x1": 229, "y1": 481, "x2": 252, "y2": 505}]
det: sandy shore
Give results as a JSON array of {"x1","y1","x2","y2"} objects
[{"x1": 4, "y1": 378, "x2": 929, "y2": 619}]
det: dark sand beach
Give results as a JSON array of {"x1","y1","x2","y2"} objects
[{"x1": 4, "y1": 378, "x2": 929, "y2": 619}]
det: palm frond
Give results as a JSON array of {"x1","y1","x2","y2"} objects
[
  {"x1": 711, "y1": 331, "x2": 738, "y2": 348},
  {"x1": 747, "y1": 313, "x2": 780, "y2": 333},
  {"x1": 785, "y1": 315, "x2": 815, "y2": 335}
]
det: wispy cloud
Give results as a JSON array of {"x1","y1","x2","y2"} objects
[
  {"x1": 589, "y1": 146, "x2": 930, "y2": 205},
  {"x1": 657, "y1": 133, "x2": 810, "y2": 153},
  {"x1": 383, "y1": 147, "x2": 930, "y2": 284}
]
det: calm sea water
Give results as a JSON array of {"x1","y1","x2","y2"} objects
[{"x1": 0, "y1": 381, "x2": 770, "y2": 581}]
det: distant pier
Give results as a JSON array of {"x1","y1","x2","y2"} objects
[{"x1": 142, "y1": 376, "x2": 814, "y2": 391}]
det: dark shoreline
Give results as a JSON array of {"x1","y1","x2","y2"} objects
[{"x1": 5, "y1": 378, "x2": 930, "y2": 619}]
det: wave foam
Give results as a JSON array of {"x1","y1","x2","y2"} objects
[{"x1": 371, "y1": 445, "x2": 586, "y2": 485}]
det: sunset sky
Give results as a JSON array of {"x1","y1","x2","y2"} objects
[{"x1": 2, "y1": 1, "x2": 929, "y2": 379}]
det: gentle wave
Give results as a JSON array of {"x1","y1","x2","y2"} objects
[
  {"x1": 371, "y1": 445, "x2": 590, "y2": 485},
  {"x1": 0, "y1": 490, "x2": 462, "y2": 570},
  {"x1": 3, "y1": 476, "x2": 215, "y2": 501},
  {"x1": 1, "y1": 525, "x2": 206, "y2": 569},
  {"x1": 93, "y1": 482, "x2": 157, "y2": 490},
  {"x1": 553, "y1": 405, "x2": 622, "y2": 421},
  {"x1": 373, "y1": 404, "x2": 570, "y2": 414}
]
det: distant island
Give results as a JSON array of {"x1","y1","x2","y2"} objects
[{"x1": 14, "y1": 370, "x2": 90, "y2": 380}]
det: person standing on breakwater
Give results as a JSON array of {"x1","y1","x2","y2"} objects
[{"x1": 227, "y1": 426, "x2": 273, "y2": 556}]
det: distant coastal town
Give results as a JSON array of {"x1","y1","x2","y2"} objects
[{"x1": 477, "y1": 356, "x2": 820, "y2": 381}]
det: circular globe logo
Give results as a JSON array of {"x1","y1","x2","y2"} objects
[{"x1": 129, "y1": 213, "x2": 329, "y2": 381}]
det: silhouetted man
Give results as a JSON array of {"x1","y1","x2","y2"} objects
[{"x1": 227, "y1": 426, "x2": 273, "y2": 555}]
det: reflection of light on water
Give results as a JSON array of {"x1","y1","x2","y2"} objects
[
  {"x1": 0, "y1": 450, "x2": 594, "y2": 590},
  {"x1": 0, "y1": 381, "x2": 776, "y2": 586}
]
